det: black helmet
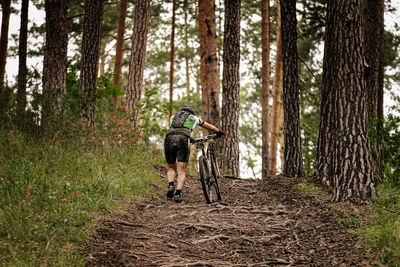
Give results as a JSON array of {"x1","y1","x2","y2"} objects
[{"x1": 181, "y1": 104, "x2": 195, "y2": 115}]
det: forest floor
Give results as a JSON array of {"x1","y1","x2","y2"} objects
[{"x1": 83, "y1": 165, "x2": 376, "y2": 266}]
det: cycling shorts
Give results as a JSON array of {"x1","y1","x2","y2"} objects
[{"x1": 164, "y1": 134, "x2": 190, "y2": 164}]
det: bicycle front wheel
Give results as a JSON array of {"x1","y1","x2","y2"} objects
[
  {"x1": 210, "y1": 155, "x2": 222, "y2": 201},
  {"x1": 199, "y1": 155, "x2": 211, "y2": 204}
]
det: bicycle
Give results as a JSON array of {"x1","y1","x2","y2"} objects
[{"x1": 192, "y1": 134, "x2": 223, "y2": 204}]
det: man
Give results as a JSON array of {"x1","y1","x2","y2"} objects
[{"x1": 164, "y1": 104, "x2": 226, "y2": 202}]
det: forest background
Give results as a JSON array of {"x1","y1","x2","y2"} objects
[{"x1": 3, "y1": 0, "x2": 399, "y2": 178}]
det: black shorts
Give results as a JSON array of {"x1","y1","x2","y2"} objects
[{"x1": 164, "y1": 134, "x2": 190, "y2": 164}]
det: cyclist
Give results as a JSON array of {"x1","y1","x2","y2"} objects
[{"x1": 164, "y1": 104, "x2": 226, "y2": 203}]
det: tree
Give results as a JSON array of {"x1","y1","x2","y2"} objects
[
  {"x1": 261, "y1": 0, "x2": 270, "y2": 178},
  {"x1": 364, "y1": 0, "x2": 385, "y2": 185},
  {"x1": 199, "y1": 0, "x2": 220, "y2": 127},
  {"x1": 16, "y1": 0, "x2": 29, "y2": 120},
  {"x1": 42, "y1": 0, "x2": 68, "y2": 126},
  {"x1": 269, "y1": 0, "x2": 283, "y2": 174},
  {"x1": 280, "y1": 0, "x2": 304, "y2": 177},
  {"x1": 169, "y1": 0, "x2": 176, "y2": 119},
  {"x1": 221, "y1": 0, "x2": 241, "y2": 178},
  {"x1": 316, "y1": 0, "x2": 375, "y2": 202},
  {"x1": 183, "y1": 0, "x2": 191, "y2": 95},
  {"x1": 80, "y1": 0, "x2": 105, "y2": 126},
  {"x1": 126, "y1": 0, "x2": 151, "y2": 128},
  {"x1": 0, "y1": 0, "x2": 11, "y2": 99}
]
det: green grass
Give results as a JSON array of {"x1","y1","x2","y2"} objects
[
  {"x1": 0, "y1": 130, "x2": 164, "y2": 266},
  {"x1": 293, "y1": 182, "x2": 327, "y2": 197}
]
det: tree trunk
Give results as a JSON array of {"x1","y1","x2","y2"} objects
[
  {"x1": 42, "y1": 0, "x2": 68, "y2": 127},
  {"x1": 261, "y1": 0, "x2": 270, "y2": 178},
  {"x1": 126, "y1": 0, "x2": 151, "y2": 128},
  {"x1": 317, "y1": 0, "x2": 375, "y2": 203},
  {"x1": 17, "y1": 0, "x2": 29, "y2": 120},
  {"x1": 80, "y1": 0, "x2": 105, "y2": 126},
  {"x1": 169, "y1": 0, "x2": 176, "y2": 119},
  {"x1": 364, "y1": 0, "x2": 384, "y2": 185},
  {"x1": 269, "y1": 0, "x2": 283, "y2": 174},
  {"x1": 199, "y1": 0, "x2": 220, "y2": 127},
  {"x1": 280, "y1": 0, "x2": 304, "y2": 177},
  {"x1": 184, "y1": 0, "x2": 190, "y2": 96},
  {"x1": 221, "y1": 0, "x2": 241, "y2": 178},
  {"x1": 0, "y1": 0, "x2": 11, "y2": 99}
]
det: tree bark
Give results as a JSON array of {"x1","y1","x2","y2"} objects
[
  {"x1": 126, "y1": 0, "x2": 151, "y2": 128},
  {"x1": 199, "y1": 0, "x2": 220, "y2": 127},
  {"x1": 169, "y1": 0, "x2": 176, "y2": 119},
  {"x1": 364, "y1": 0, "x2": 384, "y2": 185},
  {"x1": 80, "y1": 0, "x2": 105, "y2": 126},
  {"x1": 113, "y1": 0, "x2": 128, "y2": 87},
  {"x1": 261, "y1": 0, "x2": 270, "y2": 178},
  {"x1": 317, "y1": 0, "x2": 375, "y2": 203},
  {"x1": 280, "y1": 0, "x2": 304, "y2": 177},
  {"x1": 17, "y1": 0, "x2": 29, "y2": 119},
  {"x1": 269, "y1": 0, "x2": 283, "y2": 174},
  {"x1": 222, "y1": 0, "x2": 241, "y2": 178},
  {"x1": 42, "y1": 0, "x2": 68, "y2": 126},
  {"x1": 184, "y1": 0, "x2": 190, "y2": 96},
  {"x1": 0, "y1": 0, "x2": 11, "y2": 98}
]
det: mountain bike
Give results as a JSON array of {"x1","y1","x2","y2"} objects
[{"x1": 192, "y1": 134, "x2": 222, "y2": 204}]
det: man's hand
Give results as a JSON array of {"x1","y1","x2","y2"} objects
[{"x1": 217, "y1": 130, "x2": 226, "y2": 137}]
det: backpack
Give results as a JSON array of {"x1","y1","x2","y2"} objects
[{"x1": 171, "y1": 111, "x2": 191, "y2": 129}]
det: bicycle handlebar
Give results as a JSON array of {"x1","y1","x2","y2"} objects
[{"x1": 191, "y1": 134, "x2": 220, "y2": 144}]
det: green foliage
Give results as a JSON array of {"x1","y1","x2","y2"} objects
[
  {"x1": 0, "y1": 127, "x2": 163, "y2": 266},
  {"x1": 293, "y1": 182, "x2": 326, "y2": 196},
  {"x1": 359, "y1": 183, "x2": 400, "y2": 266}
]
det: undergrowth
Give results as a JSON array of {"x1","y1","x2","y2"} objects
[{"x1": 0, "y1": 128, "x2": 164, "y2": 266}]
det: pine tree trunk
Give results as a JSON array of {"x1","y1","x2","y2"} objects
[
  {"x1": 199, "y1": 0, "x2": 220, "y2": 127},
  {"x1": 126, "y1": 0, "x2": 151, "y2": 128},
  {"x1": 80, "y1": 0, "x2": 104, "y2": 126},
  {"x1": 42, "y1": 0, "x2": 68, "y2": 128},
  {"x1": 222, "y1": 0, "x2": 241, "y2": 178},
  {"x1": 113, "y1": 0, "x2": 127, "y2": 87},
  {"x1": 261, "y1": 0, "x2": 270, "y2": 178},
  {"x1": 364, "y1": 0, "x2": 384, "y2": 185},
  {"x1": 0, "y1": 0, "x2": 11, "y2": 99},
  {"x1": 17, "y1": 0, "x2": 29, "y2": 120},
  {"x1": 320, "y1": 0, "x2": 375, "y2": 203},
  {"x1": 184, "y1": 0, "x2": 191, "y2": 96},
  {"x1": 269, "y1": 0, "x2": 283, "y2": 174},
  {"x1": 169, "y1": 0, "x2": 176, "y2": 119},
  {"x1": 280, "y1": 0, "x2": 304, "y2": 177}
]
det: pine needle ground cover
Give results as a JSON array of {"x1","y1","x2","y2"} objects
[{"x1": 0, "y1": 129, "x2": 163, "y2": 266}]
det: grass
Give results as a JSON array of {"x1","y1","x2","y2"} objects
[
  {"x1": 0, "y1": 129, "x2": 164, "y2": 266},
  {"x1": 293, "y1": 182, "x2": 327, "y2": 197}
]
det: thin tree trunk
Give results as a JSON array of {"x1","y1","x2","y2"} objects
[
  {"x1": 280, "y1": 0, "x2": 304, "y2": 177},
  {"x1": 80, "y1": 0, "x2": 105, "y2": 126},
  {"x1": 269, "y1": 0, "x2": 283, "y2": 174},
  {"x1": 261, "y1": 0, "x2": 270, "y2": 178},
  {"x1": 17, "y1": 0, "x2": 29, "y2": 120},
  {"x1": 199, "y1": 0, "x2": 220, "y2": 127},
  {"x1": 364, "y1": 0, "x2": 384, "y2": 185},
  {"x1": 112, "y1": 0, "x2": 128, "y2": 111},
  {"x1": 221, "y1": 0, "x2": 241, "y2": 178},
  {"x1": 126, "y1": 0, "x2": 151, "y2": 128},
  {"x1": 184, "y1": 0, "x2": 190, "y2": 96},
  {"x1": 169, "y1": 0, "x2": 176, "y2": 119},
  {"x1": 0, "y1": 0, "x2": 11, "y2": 99},
  {"x1": 42, "y1": 0, "x2": 68, "y2": 127}
]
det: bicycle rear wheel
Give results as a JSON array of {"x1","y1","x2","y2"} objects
[
  {"x1": 199, "y1": 155, "x2": 211, "y2": 204},
  {"x1": 210, "y1": 155, "x2": 222, "y2": 201}
]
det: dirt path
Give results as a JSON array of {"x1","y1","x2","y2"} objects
[{"x1": 84, "y1": 166, "x2": 374, "y2": 266}]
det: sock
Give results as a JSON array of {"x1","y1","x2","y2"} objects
[
  {"x1": 175, "y1": 190, "x2": 181, "y2": 196},
  {"x1": 169, "y1": 182, "x2": 174, "y2": 187}
]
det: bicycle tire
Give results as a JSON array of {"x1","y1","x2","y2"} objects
[
  {"x1": 199, "y1": 155, "x2": 211, "y2": 204},
  {"x1": 210, "y1": 155, "x2": 222, "y2": 201}
]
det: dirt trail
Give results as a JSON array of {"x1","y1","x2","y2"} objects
[{"x1": 84, "y1": 166, "x2": 374, "y2": 266}]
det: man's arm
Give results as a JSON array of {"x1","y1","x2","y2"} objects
[{"x1": 201, "y1": 122, "x2": 220, "y2": 133}]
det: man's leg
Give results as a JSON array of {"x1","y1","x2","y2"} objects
[
  {"x1": 176, "y1": 162, "x2": 188, "y2": 190},
  {"x1": 166, "y1": 163, "x2": 176, "y2": 198}
]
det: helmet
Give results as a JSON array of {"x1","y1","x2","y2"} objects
[{"x1": 181, "y1": 104, "x2": 195, "y2": 115}]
